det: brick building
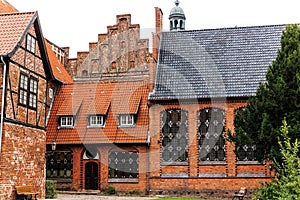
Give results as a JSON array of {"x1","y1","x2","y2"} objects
[
  {"x1": 45, "y1": 1, "x2": 290, "y2": 197},
  {"x1": 0, "y1": 10, "x2": 55, "y2": 199},
  {"x1": 46, "y1": 14, "x2": 154, "y2": 193},
  {"x1": 0, "y1": 1, "x2": 73, "y2": 199},
  {"x1": 0, "y1": 0, "x2": 293, "y2": 198},
  {"x1": 148, "y1": 1, "x2": 282, "y2": 197}
]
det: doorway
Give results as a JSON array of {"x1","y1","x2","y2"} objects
[{"x1": 85, "y1": 162, "x2": 99, "y2": 190}]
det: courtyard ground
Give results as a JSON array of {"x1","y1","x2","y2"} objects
[{"x1": 50, "y1": 194, "x2": 233, "y2": 200}]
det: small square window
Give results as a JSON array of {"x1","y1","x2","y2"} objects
[
  {"x1": 60, "y1": 116, "x2": 74, "y2": 128},
  {"x1": 89, "y1": 115, "x2": 105, "y2": 127},
  {"x1": 119, "y1": 115, "x2": 135, "y2": 127}
]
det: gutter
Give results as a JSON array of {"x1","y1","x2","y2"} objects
[{"x1": 0, "y1": 56, "x2": 7, "y2": 153}]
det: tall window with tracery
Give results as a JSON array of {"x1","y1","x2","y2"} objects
[
  {"x1": 161, "y1": 109, "x2": 188, "y2": 163},
  {"x1": 198, "y1": 108, "x2": 226, "y2": 162},
  {"x1": 235, "y1": 108, "x2": 259, "y2": 161}
]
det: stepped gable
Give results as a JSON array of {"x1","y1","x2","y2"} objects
[{"x1": 74, "y1": 14, "x2": 150, "y2": 80}]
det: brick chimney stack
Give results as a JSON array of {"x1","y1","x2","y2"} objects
[{"x1": 152, "y1": 7, "x2": 163, "y2": 61}]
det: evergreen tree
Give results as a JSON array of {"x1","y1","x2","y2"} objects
[{"x1": 230, "y1": 24, "x2": 300, "y2": 162}]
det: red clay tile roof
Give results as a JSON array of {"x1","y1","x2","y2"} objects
[
  {"x1": 0, "y1": 12, "x2": 36, "y2": 56},
  {"x1": 47, "y1": 81, "x2": 150, "y2": 144},
  {"x1": 0, "y1": 0, "x2": 18, "y2": 13},
  {"x1": 45, "y1": 40, "x2": 73, "y2": 84}
]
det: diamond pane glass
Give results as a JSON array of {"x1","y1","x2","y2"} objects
[
  {"x1": 198, "y1": 108, "x2": 226, "y2": 161},
  {"x1": 161, "y1": 109, "x2": 188, "y2": 163},
  {"x1": 108, "y1": 151, "x2": 138, "y2": 178},
  {"x1": 46, "y1": 152, "x2": 73, "y2": 178}
]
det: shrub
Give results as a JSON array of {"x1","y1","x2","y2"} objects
[
  {"x1": 253, "y1": 119, "x2": 300, "y2": 200},
  {"x1": 103, "y1": 185, "x2": 116, "y2": 195},
  {"x1": 46, "y1": 180, "x2": 57, "y2": 199}
]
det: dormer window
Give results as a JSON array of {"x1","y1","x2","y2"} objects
[
  {"x1": 88, "y1": 115, "x2": 105, "y2": 127},
  {"x1": 119, "y1": 114, "x2": 135, "y2": 127},
  {"x1": 59, "y1": 116, "x2": 74, "y2": 128},
  {"x1": 26, "y1": 34, "x2": 36, "y2": 53}
]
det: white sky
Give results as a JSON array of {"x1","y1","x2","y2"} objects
[{"x1": 8, "y1": 0, "x2": 300, "y2": 58}]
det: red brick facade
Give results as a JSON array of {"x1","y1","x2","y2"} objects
[
  {"x1": 0, "y1": 12, "x2": 55, "y2": 199},
  {"x1": 148, "y1": 101, "x2": 273, "y2": 197}
]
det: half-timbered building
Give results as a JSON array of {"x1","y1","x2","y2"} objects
[{"x1": 0, "y1": 10, "x2": 56, "y2": 199}]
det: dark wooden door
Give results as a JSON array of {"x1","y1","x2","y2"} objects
[{"x1": 85, "y1": 162, "x2": 99, "y2": 190}]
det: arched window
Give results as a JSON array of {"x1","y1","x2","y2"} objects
[
  {"x1": 180, "y1": 20, "x2": 184, "y2": 29},
  {"x1": 198, "y1": 108, "x2": 226, "y2": 162},
  {"x1": 170, "y1": 21, "x2": 173, "y2": 30},
  {"x1": 174, "y1": 20, "x2": 178, "y2": 29},
  {"x1": 161, "y1": 109, "x2": 188, "y2": 163},
  {"x1": 111, "y1": 61, "x2": 117, "y2": 70},
  {"x1": 235, "y1": 108, "x2": 259, "y2": 162},
  {"x1": 82, "y1": 70, "x2": 88, "y2": 77}
]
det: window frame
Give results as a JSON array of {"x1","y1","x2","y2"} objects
[
  {"x1": 108, "y1": 151, "x2": 139, "y2": 182},
  {"x1": 161, "y1": 109, "x2": 189, "y2": 165},
  {"x1": 88, "y1": 115, "x2": 105, "y2": 128},
  {"x1": 46, "y1": 151, "x2": 73, "y2": 179},
  {"x1": 26, "y1": 34, "x2": 36, "y2": 54},
  {"x1": 18, "y1": 73, "x2": 38, "y2": 109},
  {"x1": 197, "y1": 108, "x2": 226, "y2": 164},
  {"x1": 118, "y1": 114, "x2": 135, "y2": 127},
  {"x1": 59, "y1": 116, "x2": 75, "y2": 128}
]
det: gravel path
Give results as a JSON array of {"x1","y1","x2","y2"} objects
[{"x1": 53, "y1": 194, "x2": 155, "y2": 200}]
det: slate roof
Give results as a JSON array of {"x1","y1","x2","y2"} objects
[
  {"x1": 149, "y1": 24, "x2": 287, "y2": 100},
  {"x1": 0, "y1": 12, "x2": 36, "y2": 56},
  {"x1": 46, "y1": 81, "x2": 150, "y2": 144}
]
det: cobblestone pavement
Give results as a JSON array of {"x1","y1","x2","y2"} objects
[{"x1": 54, "y1": 194, "x2": 155, "y2": 200}]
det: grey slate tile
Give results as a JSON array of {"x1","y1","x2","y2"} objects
[{"x1": 149, "y1": 24, "x2": 286, "y2": 100}]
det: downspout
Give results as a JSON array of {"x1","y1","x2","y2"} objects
[{"x1": 0, "y1": 56, "x2": 7, "y2": 153}]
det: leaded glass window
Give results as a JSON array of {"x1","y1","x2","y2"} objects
[
  {"x1": 235, "y1": 108, "x2": 259, "y2": 161},
  {"x1": 46, "y1": 152, "x2": 73, "y2": 178},
  {"x1": 161, "y1": 109, "x2": 188, "y2": 163},
  {"x1": 237, "y1": 144, "x2": 258, "y2": 161},
  {"x1": 108, "y1": 151, "x2": 138, "y2": 179},
  {"x1": 198, "y1": 108, "x2": 226, "y2": 162}
]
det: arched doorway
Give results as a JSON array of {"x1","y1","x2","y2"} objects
[{"x1": 85, "y1": 162, "x2": 99, "y2": 190}]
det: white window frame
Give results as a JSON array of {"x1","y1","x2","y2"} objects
[
  {"x1": 119, "y1": 115, "x2": 135, "y2": 127},
  {"x1": 89, "y1": 115, "x2": 104, "y2": 127},
  {"x1": 26, "y1": 34, "x2": 36, "y2": 53},
  {"x1": 60, "y1": 116, "x2": 74, "y2": 128}
]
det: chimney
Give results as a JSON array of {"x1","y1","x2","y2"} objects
[{"x1": 152, "y1": 7, "x2": 163, "y2": 61}]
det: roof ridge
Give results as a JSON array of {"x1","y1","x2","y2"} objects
[
  {"x1": 162, "y1": 23, "x2": 292, "y2": 34},
  {"x1": 0, "y1": 11, "x2": 35, "y2": 16}
]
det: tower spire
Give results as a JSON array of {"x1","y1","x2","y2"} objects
[{"x1": 169, "y1": 0, "x2": 186, "y2": 31}]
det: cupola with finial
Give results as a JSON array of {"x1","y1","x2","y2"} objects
[{"x1": 169, "y1": 0, "x2": 186, "y2": 31}]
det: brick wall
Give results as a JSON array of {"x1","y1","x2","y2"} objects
[
  {"x1": 0, "y1": 123, "x2": 46, "y2": 199},
  {"x1": 148, "y1": 100, "x2": 272, "y2": 195},
  {"x1": 58, "y1": 144, "x2": 149, "y2": 193}
]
